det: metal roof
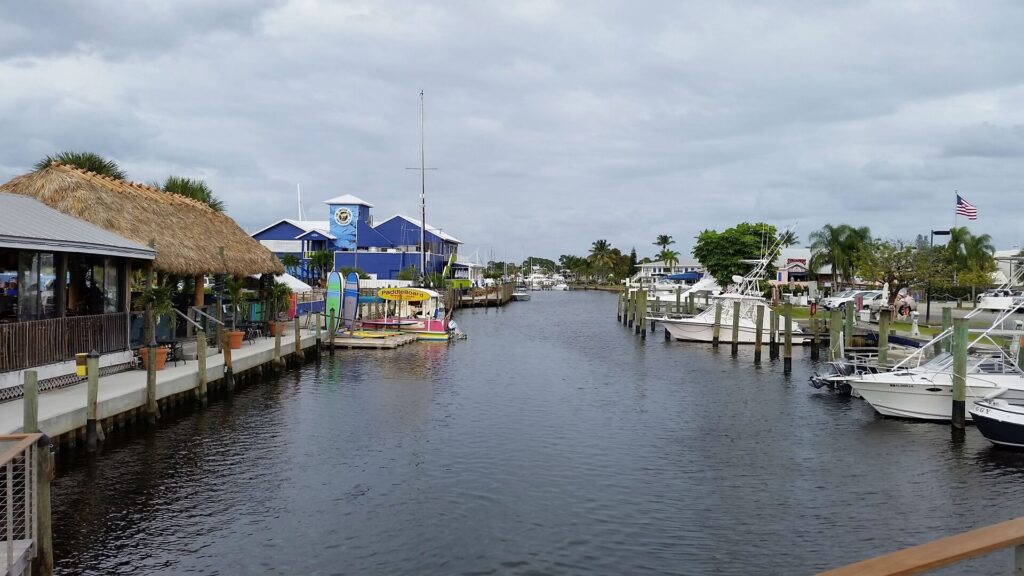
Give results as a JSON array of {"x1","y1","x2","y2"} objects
[
  {"x1": 323, "y1": 194, "x2": 374, "y2": 207},
  {"x1": 0, "y1": 192, "x2": 156, "y2": 259},
  {"x1": 377, "y1": 213, "x2": 463, "y2": 244}
]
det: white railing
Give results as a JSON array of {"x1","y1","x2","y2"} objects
[{"x1": 0, "y1": 434, "x2": 41, "y2": 576}]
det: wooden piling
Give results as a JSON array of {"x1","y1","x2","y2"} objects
[
  {"x1": 754, "y1": 304, "x2": 764, "y2": 363},
  {"x1": 730, "y1": 300, "x2": 740, "y2": 354},
  {"x1": 810, "y1": 316, "x2": 820, "y2": 360},
  {"x1": 675, "y1": 286, "x2": 682, "y2": 315},
  {"x1": 223, "y1": 331, "x2": 234, "y2": 391},
  {"x1": 23, "y1": 370, "x2": 38, "y2": 433},
  {"x1": 86, "y1": 353, "x2": 100, "y2": 453},
  {"x1": 146, "y1": 328, "x2": 158, "y2": 425},
  {"x1": 688, "y1": 292, "x2": 695, "y2": 316},
  {"x1": 293, "y1": 314, "x2": 303, "y2": 362},
  {"x1": 942, "y1": 307, "x2": 953, "y2": 354},
  {"x1": 829, "y1": 308, "x2": 842, "y2": 361},
  {"x1": 35, "y1": 435, "x2": 54, "y2": 576},
  {"x1": 952, "y1": 317, "x2": 968, "y2": 430},
  {"x1": 769, "y1": 309, "x2": 779, "y2": 359},
  {"x1": 651, "y1": 297, "x2": 660, "y2": 332},
  {"x1": 783, "y1": 302, "x2": 793, "y2": 373},
  {"x1": 197, "y1": 328, "x2": 208, "y2": 406},
  {"x1": 878, "y1": 307, "x2": 891, "y2": 367},
  {"x1": 328, "y1": 307, "x2": 337, "y2": 351},
  {"x1": 712, "y1": 300, "x2": 723, "y2": 347},
  {"x1": 640, "y1": 293, "x2": 647, "y2": 339},
  {"x1": 844, "y1": 301, "x2": 855, "y2": 350}
]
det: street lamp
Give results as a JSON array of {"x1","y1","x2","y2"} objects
[{"x1": 925, "y1": 229, "x2": 951, "y2": 323}]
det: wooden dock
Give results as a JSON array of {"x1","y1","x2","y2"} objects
[{"x1": 325, "y1": 333, "x2": 419, "y2": 349}]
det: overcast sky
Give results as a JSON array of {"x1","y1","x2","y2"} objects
[{"x1": 3, "y1": 1, "x2": 1024, "y2": 262}]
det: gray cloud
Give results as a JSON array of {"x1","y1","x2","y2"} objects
[{"x1": 4, "y1": 0, "x2": 1024, "y2": 261}]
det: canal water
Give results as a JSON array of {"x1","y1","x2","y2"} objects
[{"x1": 51, "y1": 291, "x2": 1024, "y2": 575}]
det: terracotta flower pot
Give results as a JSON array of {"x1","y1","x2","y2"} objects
[
  {"x1": 227, "y1": 330, "x2": 245, "y2": 349},
  {"x1": 139, "y1": 346, "x2": 169, "y2": 371},
  {"x1": 269, "y1": 321, "x2": 284, "y2": 336}
]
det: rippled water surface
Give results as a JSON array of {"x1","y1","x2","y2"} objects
[{"x1": 52, "y1": 291, "x2": 1024, "y2": 574}]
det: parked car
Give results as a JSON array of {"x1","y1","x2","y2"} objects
[{"x1": 822, "y1": 289, "x2": 878, "y2": 311}]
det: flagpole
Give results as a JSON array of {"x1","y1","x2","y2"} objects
[{"x1": 954, "y1": 189, "x2": 958, "y2": 230}]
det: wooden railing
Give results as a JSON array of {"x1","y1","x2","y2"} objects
[
  {"x1": 0, "y1": 313, "x2": 128, "y2": 373},
  {"x1": 818, "y1": 517, "x2": 1024, "y2": 575}
]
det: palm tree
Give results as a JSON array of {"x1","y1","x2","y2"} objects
[
  {"x1": 808, "y1": 224, "x2": 872, "y2": 288},
  {"x1": 35, "y1": 151, "x2": 126, "y2": 180},
  {"x1": 309, "y1": 251, "x2": 335, "y2": 286},
  {"x1": 161, "y1": 176, "x2": 226, "y2": 212},
  {"x1": 588, "y1": 239, "x2": 618, "y2": 278},
  {"x1": 778, "y1": 230, "x2": 799, "y2": 247},
  {"x1": 657, "y1": 248, "x2": 680, "y2": 271},
  {"x1": 947, "y1": 226, "x2": 994, "y2": 272},
  {"x1": 654, "y1": 234, "x2": 675, "y2": 251},
  {"x1": 280, "y1": 254, "x2": 301, "y2": 275}
]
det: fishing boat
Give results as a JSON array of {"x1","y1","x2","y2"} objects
[
  {"x1": 661, "y1": 230, "x2": 806, "y2": 344},
  {"x1": 373, "y1": 287, "x2": 451, "y2": 341},
  {"x1": 970, "y1": 399, "x2": 1024, "y2": 448},
  {"x1": 849, "y1": 265, "x2": 1024, "y2": 421},
  {"x1": 511, "y1": 291, "x2": 531, "y2": 301}
]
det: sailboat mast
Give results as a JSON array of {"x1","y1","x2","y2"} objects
[{"x1": 420, "y1": 90, "x2": 427, "y2": 280}]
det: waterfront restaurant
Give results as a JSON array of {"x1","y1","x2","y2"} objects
[{"x1": 0, "y1": 162, "x2": 283, "y2": 390}]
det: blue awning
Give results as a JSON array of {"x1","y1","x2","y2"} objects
[{"x1": 667, "y1": 271, "x2": 702, "y2": 281}]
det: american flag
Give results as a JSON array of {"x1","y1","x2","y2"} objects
[{"x1": 956, "y1": 194, "x2": 977, "y2": 220}]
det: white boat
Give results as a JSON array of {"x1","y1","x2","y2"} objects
[
  {"x1": 645, "y1": 276, "x2": 720, "y2": 305},
  {"x1": 512, "y1": 291, "x2": 531, "y2": 301},
  {"x1": 977, "y1": 289, "x2": 1023, "y2": 311},
  {"x1": 850, "y1": 352, "x2": 1024, "y2": 421},
  {"x1": 551, "y1": 283, "x2": 569, "y2": 291},
  {"x1": 850, "y1": 265, "x2": 1024, "y2": 421},
  {"x1": 661, "y1": 229, "x2": 806, "y2": 344}
]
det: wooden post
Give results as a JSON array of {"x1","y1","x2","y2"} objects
[
  {"x1": 730, "y1": 300, "x2": 740, "y2": 354},
  {"x1": 328, "y1": 307, "x2": 337, "y2": 351},
  {"x1": 196, "y1": 328, "x2": 208, "y2": 406},
  {"x1": 634, "y1": 291, "x2": 642, "y2": 334},
  {"x1": 274, "y1": 323, "x2": 284, "y2": 367},
  {"x1": 844, "y1": 301, "x2": 855, "y2": 350},
  {"x1": 222, "y1": 330, "x2": 234, "y2": 391},
  {"x1": 878, "y1": 307, "x2": 891, "y2": 368},
  {"x1": 35, "y1": 436, "x2": 54, "y2": 576},
  {"x1": 617, "y1": 292, "x2": 623, "y2": 322},
  {"x1": 712, "y1": 300, "x2": 723, "y2": 347},
  {"x1": 314, "y1": 312, "x2": 322, "y2": 359},
  {"x1": 651, "y1": 297, "x2": 660, "y2": 332},
  {"x1": 952, "y1": 317, "x2": 968, "y2": 430},
  {"x1": 675, "y1": 286, "x2": 682, "y2": 315},
  {"x1": 86, "y1": 352, "x2": 100, "y2": 452},
  {"x1": 829, "y1": 308, "x2": 842, "y2": 361},
  {"x1": 810, "y1": 317, "x2": 820, "y2": 360},
  {"x1": 145, "y1": 309, "x2": 159, "y2": 425},
  {"x1": 639, "y1": 292, "x2": 647, "y2": 339},
  {"x1": 942, "y1": 307, "x2": 953, "y2": 354},
  {"x1": 769, "y1": 309, "x2": 779, "y2": 359},
  {"x1": 688, "y1": 292, "x2": 695, "y2": 316},
  {"x1": 293, "y1": 314, "x2": 303, "y2": 362},
  {"x1": 23, "y1": 370, "x2": 38, "y2": 433},
  {"x1": 784, "y1": 302, "x2": 793, "y2": 373},
  {"x1": 754, "y1": 304, "x2": 764, "y2": 363}
]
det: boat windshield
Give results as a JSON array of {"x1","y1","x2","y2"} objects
[{"x1": 919, "y1": 352, "x2": 953, "y2": 371}]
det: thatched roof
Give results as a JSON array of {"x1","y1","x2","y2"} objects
[{"x1": 0, "y1": 163, "x2": 283, "y2": 276}]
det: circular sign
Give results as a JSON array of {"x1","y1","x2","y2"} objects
[{"x1": 333, "y1": 207, "x2": 353, "y2": 226}]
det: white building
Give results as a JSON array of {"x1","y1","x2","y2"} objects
[{"x1": 632, "y1": 258, "x2": 704, "y2": 283}]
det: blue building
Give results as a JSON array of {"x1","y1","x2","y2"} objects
[{"x1": 251, "y1": 194, "x2": 462, "y2": 281}]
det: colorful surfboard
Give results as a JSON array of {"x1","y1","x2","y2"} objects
[
  {"x1": 342, "y1": 272, "x2": 360, "y2": 331},
  {"x1": 325, "y1": 270, "x2": 342, "y2": 330}
]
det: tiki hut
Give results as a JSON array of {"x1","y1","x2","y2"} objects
[{"x1": 0, "y1": 162, "x2": 283, "y2": 277}]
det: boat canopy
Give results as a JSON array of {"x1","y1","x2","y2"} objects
[{"x1": 666, "y1": 271, "x2": 702, "y2": 281}]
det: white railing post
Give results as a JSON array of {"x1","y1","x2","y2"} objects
[{"x1": 6, "y1": 459, "x2": 13, "y2": 573}]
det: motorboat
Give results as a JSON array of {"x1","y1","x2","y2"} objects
[
  {"x1": 512, "y1": 291, "x2": 531, "y2": 301},
  {"x1": 849, "y1": 352, "x2": 1024, "y2": 421},
  {"x1": 849, "y1": 265, "x2": 1024, "y2": 421},
  {"x1": 551, "y1": 283, "x2": 569, "y2": 291},
  {"x1": 644, "y1": 276, "x2": 720, "y2": 306},
  {"x1": 661, "y1": 228, "x2": 807, "y2": 344},
  {"x1": 372, "y1": 287, "x2": 452, "y2": 341},
  {"x1": 809, "y1": 356, "x2": 887, "y2": 393},
  {"x1": 970, "y1": 399, "x2": 1024, "y2": 448}
]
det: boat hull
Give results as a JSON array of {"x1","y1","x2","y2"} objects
[
  {"x1": 662, "y1": 318, "x2": 806, "y2": 345},
  {"x1": 970, "y1": 402, "x2": 1024, "y2": 448},
  {"x1": 850, "y1": 373, "x2": 1024, "y2": 421}
]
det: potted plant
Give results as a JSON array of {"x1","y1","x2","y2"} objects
[
  {"x1": 225, "y1": 275, "x2": 247, "y2": 349},
  {"x1": 267, "y1": 280, "x2": 293, "y2": 336},
  {"x1": 134, "y1": 282, "x2": 176, "y2": 371}
]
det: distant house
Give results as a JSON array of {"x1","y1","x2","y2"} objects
[
  {"x1": 252, "y1": 195, "x2": 462, "y2": 282},
  {"x1": 773, "y1": 248, "x2": 834, "y2": 286},
  {"x1": 633, "y1": 259, "x2": 704, "y2": 283}
]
